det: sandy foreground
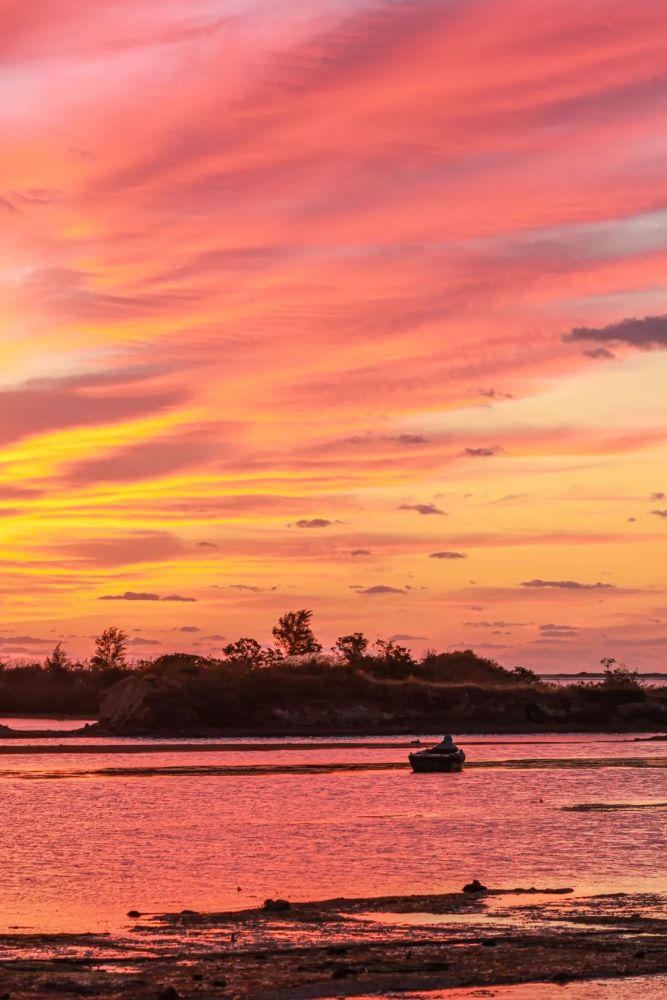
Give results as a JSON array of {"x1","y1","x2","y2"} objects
[{"x1": 1, "y1": 886, "x2": 667, "y2": 999}]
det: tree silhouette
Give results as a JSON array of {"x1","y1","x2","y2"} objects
[
  {"x1": 45, "y1": 643, "x2": 71, "y2": 674},
  {"x1": 91, "y1": 627, "x2": 128, "y2": 670},
  {"x1": 333, "y1": 632, "x2": 369, "y2": 663},
  {"x1": 222, "y1": 637, "x2": 279, "y2": 669},
  {"x1": 511, "y1": 665, "x2": 538, "y2": 683},
  {"x1": 374, "y1": 638, "x2": 415, "y2": 676},
  {"x1": 601, "y1": 656, "x2": 640, "y2": 689},
  {"x1": 272, "y1": 609, "x2": 322, "y2": 657}
]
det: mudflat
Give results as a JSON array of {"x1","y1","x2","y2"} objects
[{"x1": 1, "y1": 888, "x2": 666, "y2": 998}]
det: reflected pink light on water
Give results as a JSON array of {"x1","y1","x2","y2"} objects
[{"x1": 1, "y1": 734, "x2": 667, "y2": 934}]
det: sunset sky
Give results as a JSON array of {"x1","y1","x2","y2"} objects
[{"x1": 1, "y1": 0, "x2": 666, "y2": 670}]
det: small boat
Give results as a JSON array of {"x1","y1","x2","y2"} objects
[{"x1": 409, "y1": 746, "x2": 465, "y2": 773}]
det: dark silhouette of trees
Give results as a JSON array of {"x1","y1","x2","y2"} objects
[
  {"x1": 272, "y1": 610, "x2": 322, "y2": 657},
  {"x1": 222, "y1": 637, "x2": 279, "y2": 669},
  {"x1": 601, "y1": 656, "x2": 640, "y2": 689},
  {"x1": 333, "y1": 632, "x2": 369, "y2": 663},
  {"x1": 511, "y1": 666, "x2": 538, "y2": 683},
  {"x1": 45, "y1": 643, "x2": 71, "y2": 674},
  {"x1": 91, "y1": 627, "x2": 128, "y2": 670},
  {"x1": 373, "y1": 638, "x2": 415, "y2": 676}
]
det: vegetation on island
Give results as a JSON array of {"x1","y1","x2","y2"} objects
[{"x1": 1, "y1": 610, "x2": 663, "y2": 734}]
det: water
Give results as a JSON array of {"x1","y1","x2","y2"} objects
[
  {"x1": 0, "y1": 716, "x2": 95, "y2": 731},
  {"x1": 542, "y1": 675, "x2": 667, "y2": 687},
  {"x1": 2, "y1": 730, "x2": 667, "y2": 934},
  {"x1": 357, "y1": 977, "x2": 667, "y2": 999}
]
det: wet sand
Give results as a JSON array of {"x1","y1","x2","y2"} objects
[{"x1": 1, "y1": 887, "x2": 666, "y2": 998}]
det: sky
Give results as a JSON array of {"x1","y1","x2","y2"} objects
[{"x1": 1, "y1": 0, "x2": 666, "y2": 671}]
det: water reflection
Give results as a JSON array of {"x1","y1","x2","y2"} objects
[
  {"x1": 356, "y1": 975, "x2": 667, "y2": 999},
  {"x1": 1, "y1": 732, "x2": 666, "y2": 933}
]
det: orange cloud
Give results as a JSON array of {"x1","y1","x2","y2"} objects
[{"x1": 1, "y1": 0, "x2": 666, "y2": 668}]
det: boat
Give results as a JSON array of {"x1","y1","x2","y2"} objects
[{"x1": 408, "y1": 746, "x2": 465, "y2": 773}]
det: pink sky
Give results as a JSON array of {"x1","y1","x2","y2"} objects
[{"x1": 1, "y1": 0, "x2": 666, "y2": 670}]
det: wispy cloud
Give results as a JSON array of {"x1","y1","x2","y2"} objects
[
  {"x1": 98, "y1": 591, "x2": 198, "y2": 602},
  {"x1": 359, "y1": 585, "x2": 406, "y2": 595},
  {"x1": 98, "y1": 592, "x2": 161, "y2": 602},
  {"x1": 564, "y1": 315, "x2": 667, "y2": 350},
  {"x1": 292, "y1": 518, "x2": 337, "y2": 528},
  {"x1": 398, "y1": 503, "x2": 445, "y2": 516},
  {"x1": 1, "y1": 0, "x2": 666, "y2": 668},
  {"x1": 520, "y1": 580, "x2": 615, "y2": 590},
  {"x1": 463, "y1": 447, "x2": 502, "y2": 458}
]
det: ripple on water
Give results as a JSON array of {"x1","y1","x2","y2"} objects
[
  {"x1": 1, "y1": 732, "x2": 667, "y2": 933},
  {"x1": 360, "y1": 974, "x2": 667, "y2": 999}
]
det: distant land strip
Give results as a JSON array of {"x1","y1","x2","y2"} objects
[{"x1": 0, "y1": 738, "x2": 661, "y2": 754}]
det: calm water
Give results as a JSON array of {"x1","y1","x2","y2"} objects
[
  {"x1": 1, "y1": 716, "x2": 95, "y2": 730},
  {"x1": 2, "y1": 727, "x2": 667, "y2": 934}
]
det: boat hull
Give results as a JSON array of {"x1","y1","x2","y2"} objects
[{"x1": 409, "y1": 751, "x2": 464, "y2": 773}]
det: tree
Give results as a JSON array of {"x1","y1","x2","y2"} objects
[
  {"x1": 374, "y1": 638, "x2": 415, "y2": 675},
  {"x1": 601, "y1": 656, "x2": 640, "y2": 689},
  {"x1": 45, "y1": 643, "x2": 71, "y2": 674},
  {"x1": 332, "y1": 632, "x2": 369, "y2": 664},
  {"x1": 272, "y1": 609, "x2": 322, "y2": 657},
  {"x1": 91, "y1": 627, "x2": 128, "y2": 670},
  {"x1": 511, "y1": 665, "x2": 538, "y2": 683},
  {"x1": 222, "y1": 637, "x2": 278, "y2": 669}
]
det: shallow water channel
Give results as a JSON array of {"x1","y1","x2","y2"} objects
[{"x1": 2, "y1": 727, "x2": 666, "y2": 934}]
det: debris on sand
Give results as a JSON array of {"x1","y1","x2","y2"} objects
[
  {"x1": 463, "y1": 879, "x2": 488, "y2": 893},
  {"x1": 263, "y1": 898, "x2": 291, "y2": 912}
]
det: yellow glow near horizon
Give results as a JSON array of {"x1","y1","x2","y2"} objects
[{"x1": 1, "y1": 0, "x2": 666, "y2": 669}]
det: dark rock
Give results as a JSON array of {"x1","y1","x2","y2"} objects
[
  {"x1": 157, "y1": 989, "x2": 181, "y2": 1000},
  {"x1": 463, "y1": 879, "x2": 488, "y2": 893},
  {"x1": 423, "y1": 960, "x2": 450, "y2": 970},
  {"x1": 191, "y1": 973, "x2": 203, "y2": 981},
  {"x1": 482, "y1": 938, "x2": 498, "y2": 947},
  {"x1": 127, "y1": 910, "x2": 141, "y2": 918},
  {"x1": 263, "y1": 898, "x2": 291, "y2": 911},
  {"x1": 326, "y1": 945, "x2": 348, "y2": 955},
  {"x1": 552, "y1": 972, "x2": 570, "y2": 984},
  {"x1": 331, "y1": 966, "x2": 351, "y2": 980},
  {"x1": 211, "y1": 979, "x2": 227, "y2": 987}
]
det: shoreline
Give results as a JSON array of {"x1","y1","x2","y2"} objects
[
  {"x1": 1, "y1": 887, "x2": 666, "y2": 998},
  {"x1": 2, "y1": 723, "x2": 667, "y2": 739}
]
